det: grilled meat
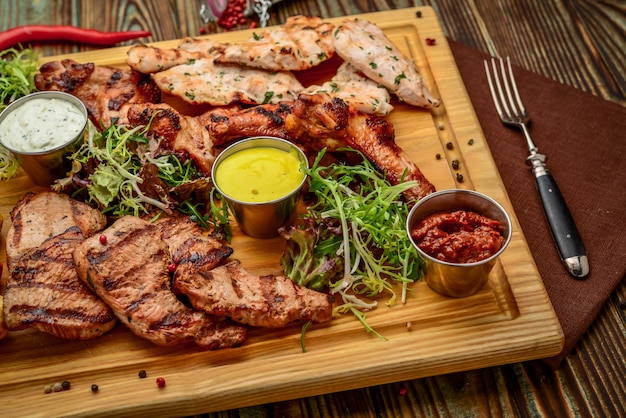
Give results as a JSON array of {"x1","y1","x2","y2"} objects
[
  {"x1": 332, "y1": 18, "x2": 440, "y2": 108},
  {"x1": 126, "y1": 44, "x2": 211, "y2": 74},
  {"x1": 3, "y1": 227, "x2": 117, "y2": 340},
  {"x1": 151, "y1": 52, "x2": 303, "y2": 106},
  {"x1": 208, "y1": 93, "x2": 435, "y2": 200},
  {"x1": 173, "y1": 260, "x2": 333, "y2": 328},
  {"x1": 34, "y1": 59, "x2": 161, "y2": 127},
  {"x1": 6, "y1": 191, "x2": 107, "y2": 271},
  {"x1": 302, "y1": 61, "x2": 394, "y2": 116},
  {"x1": 73, "y1": 216, "x2": 247, "y2": 349},
  {"x1": 215, "y1": 15, "x2": 335, "y2": 71},
  {"x1": 153, "y1": 215, "x2": 233, "y2": 270}
]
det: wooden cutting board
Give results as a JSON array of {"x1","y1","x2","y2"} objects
[{"x1": 0, "y1": 7, "x2": 563, "y2": 417}]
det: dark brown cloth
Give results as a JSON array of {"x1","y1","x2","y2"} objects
[{"x1": 448, "y1": 40, "x2": 626, "y2": 368}]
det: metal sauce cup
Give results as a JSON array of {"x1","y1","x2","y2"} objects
[
  {"x1": 406, "y1": 189, "x2": 512, "y2": 297},
  {"x1": 212, "y1": 136, "x2": 308, "y2": 239},
  {"x1": 0, "y1": 91, "x2": 88, "y2": 186}
]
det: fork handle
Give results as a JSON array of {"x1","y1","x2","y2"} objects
[{"x1": 533, "y1": 168, "x2": 589, "y2": 278}]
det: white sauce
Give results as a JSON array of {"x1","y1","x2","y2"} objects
[{"x1": 0, "y1": 97, "x2": 86, "y2": 153}]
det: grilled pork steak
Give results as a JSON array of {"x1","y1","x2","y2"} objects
[
  {"x1": 173, "y1": 260, "x2": 334, "y2": 328},
  {"x1": 3, "y1": 227, "x2": 117, "y2": 340},
  {"x1": 73, "y1": 216, "x2": 247, "y2": 349},
  {"x1": 6, "y1": 191, "x2": 107, "y2": 271},
  {"x1": 153, "y1": 215, "x2": 233, "y2": 270}
]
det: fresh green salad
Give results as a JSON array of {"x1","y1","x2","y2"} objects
[
  {"x1": 280, "y1": 148, "x2": 424, "y2": 337},
  {"x1": 0, "y1": 47, "x2": 39, "y2": 179},
  {"x1": 55, "y1": 121, "x2": 231, "y2": 237}
]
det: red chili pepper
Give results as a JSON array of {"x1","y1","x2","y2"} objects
[{"x1": 0, "y1": 25, "x2": 151, "y2": 51}]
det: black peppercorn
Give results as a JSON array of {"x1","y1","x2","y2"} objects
[
  {"x1": 435, "y1": 153, "x2": 441, "y2": 160},
  {"x1": 138, "y1": 370, "x2": 147, "y2": 379},
  {"x1": 61, "y1": 380, "x2": 71, "y2": 390},
  {"x1": 452, "y1": 159, "x2": 460, "y2": 170},
  {"x1": 416, "y1": 11, "x2": 422, "y2": 18},
  {"x1": 91, "y1": 384, "x2": 99, "y2": 392},
  {"x1": 456, "y1": 173, "x2": 464, "y2": 182},
  {"x1": 446, "y1": 142, "x2": 454, "y2": 150},
  {"x1": 468, "y1": 138, "x2": 474, "y2": 145}
]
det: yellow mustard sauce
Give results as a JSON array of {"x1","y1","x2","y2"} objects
[{"x1": 215, "y1": 146, "x2": 305, "y2": 203}]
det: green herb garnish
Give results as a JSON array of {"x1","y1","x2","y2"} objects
[{"x1": 280, "y1": 148, "x2": 424, "y2": 335}]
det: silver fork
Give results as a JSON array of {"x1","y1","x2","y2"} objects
[{"x1": 484, "y1": 57, "x2": 589, "y2": 278}]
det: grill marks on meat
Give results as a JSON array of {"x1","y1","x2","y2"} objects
[
  {"x1": 6, "y1": 191, "x2": 107, "y2": 271},
  {"x1": 3, "y1": 227, "x2": 117, "y2": 340},
  {"x1": 209, "y1": 93, "x2": 435, "y2": 199},
  {"x1": 173, "y1": 260, "x2": 333, "y2": 328},
  {"x1": 34, "y1": 59, "x2": 161, "y2": 127},
  {"x1": 126, "y1": 102, "x2": 228, "y2": 173},
  {"x1": 215, "y1": 15, "x2": 335, "y2": 71},
  {"x1": 153, "y1": 215, "x2": 233, "y2": 271},
  {"x1": 73, "y1": 216, "x2": 246, "y2": 349}
]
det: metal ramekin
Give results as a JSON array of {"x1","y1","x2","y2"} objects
[
  {"x1": 212, "y1": 136, "x2": 309, "y2": 239},
  {"x1": 406, "y1": 189, "x2": 512, "y2": 297},
  {"x1": 0, "y1": 91, "x2": 88, "y2": 186}
]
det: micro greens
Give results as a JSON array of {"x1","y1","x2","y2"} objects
[
  {"x1": 281, "y1": 148, "x2": 424, "y2": 336},
  {"x1": 0, "y1": 46, "x2": 39, "y2": 180}
]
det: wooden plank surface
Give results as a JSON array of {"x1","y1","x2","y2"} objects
[
  {"x1": 1, "y1": 1, "x2": 625, "y2": 417},
  {"x1": 0, "y1": 8, "x2": 564, "y2": 417}
]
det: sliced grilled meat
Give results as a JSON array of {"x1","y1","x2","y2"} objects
[
  {"x1": 173, "y1": 259, "x2": 334, "y2": 328},
  {"x1": 3, "y1": 227, "x2": 117, "y2": 340},
  {"x1": 332, "y1": 18, "x2": 440, "y2": 108},
  {"x1": 73, "y1": 216, "x2": 247, "y2": 349},
  {"x1": 215, "y1": 15, "x2": 335, "y2": 71},
  {"x1": 153, "y1": 215, "x2": 233, "y2": 270},
  {"x1": 302, "y1": 61, "x2": 394, "y2": 116},
  {"x1": 151, "y1": 55, "x2": 303, "y2": 106},
  {"x1": 34, "y1": 59, "x2": 161, "y2": 128},
  {"x1": 6, "y1": 191, "x2": 107, "y2": 271}
]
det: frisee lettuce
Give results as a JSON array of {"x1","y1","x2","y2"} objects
[
  {"x1": 281, "y1": 148, "x2": 425, "y2": 336},
  {"x1": 56, "y1": 120, "x2": 230, "y2": 235}
]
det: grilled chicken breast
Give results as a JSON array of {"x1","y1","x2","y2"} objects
[
  {"x1": 302, "y1": 61, "x2": 394, "y2": 115},
  {"x1": 73, "y1": 216, "x2": 247, "y2": 349},
  {"x1": 3, "y1": 227, "x2": 117, "y2": 340},
  {"x1": 173, "y1": 260, "x2": 334, "y2": 328},
  {"x1": 126, "y1": 44, "x2": 210, "y2": 74},
  {"x1": 151, "y1": 53, "x2": 303, "y2": 106},
  {"x1": 6, "y1": 191, "x2": 107, "y2": 271},
  {"x1": 215, "y1": 15, "x2": 335, "y2": 71},
  {"x1": 332, "y1": 18, "x2": 440, "y2": 108},
  {"x1": 35, "y1": 59, "x2": 161, "y2": 128}
]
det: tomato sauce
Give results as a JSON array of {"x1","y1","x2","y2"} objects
[{"x1": 410, "y1": 210, "x2": 505, "y2": 264}]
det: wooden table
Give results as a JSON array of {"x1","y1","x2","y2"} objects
[{"x1": 2, "y1": 0, "x2": 625, "y2": 416}]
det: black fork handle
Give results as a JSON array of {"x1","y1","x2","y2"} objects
[{"x1": 530, "y1": 158, "x2": 589, "y2": 278}]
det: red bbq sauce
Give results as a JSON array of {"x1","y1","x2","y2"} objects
[{"x1": 410, "y1": 210, "x2": 505, "y2": 264}]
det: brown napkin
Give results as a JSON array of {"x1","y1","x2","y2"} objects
[{"x1": 448, "y1": 39, "x2": 626, "y2": 368}]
